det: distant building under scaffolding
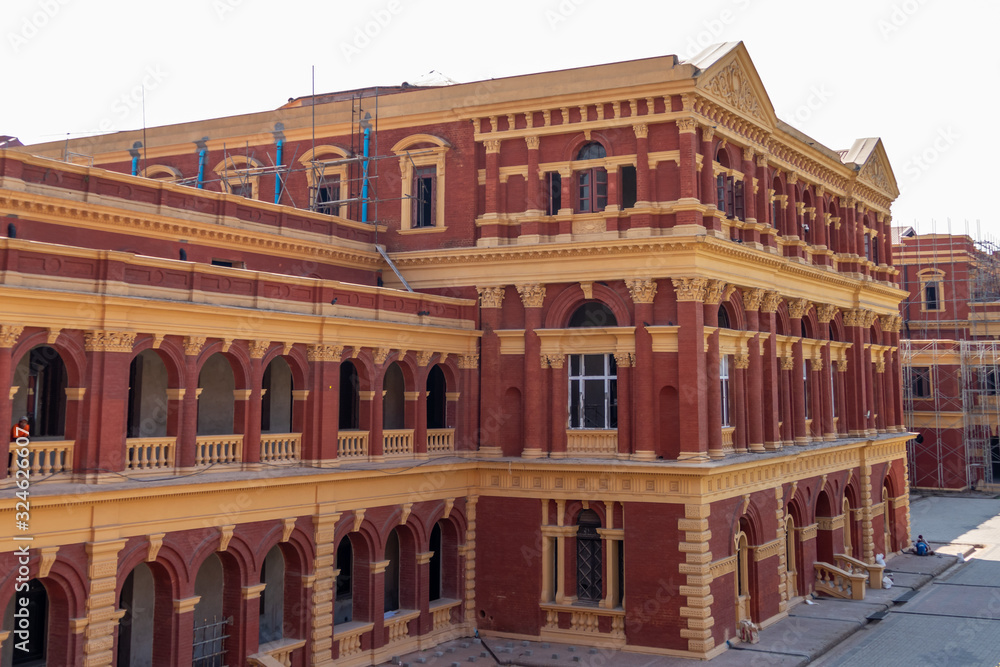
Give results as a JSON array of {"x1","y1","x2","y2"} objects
[{"x1": 896, "y1": 225, "x2": 1000, "y2": 489}]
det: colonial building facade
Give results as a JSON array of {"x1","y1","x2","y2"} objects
[{"x1": 1, "y1": 42, "x2": 909, "y2": 666}]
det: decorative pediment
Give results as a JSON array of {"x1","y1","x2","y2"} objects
[{"x1": 694, "y1": 44, "x2": 775, "y2": 127}]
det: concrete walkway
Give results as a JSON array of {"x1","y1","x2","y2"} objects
[{"x1": 381, "y1": 493, "x2": 997, "y2": 667}]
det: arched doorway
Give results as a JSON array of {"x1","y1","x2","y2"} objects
[
  {"x1": 815, "y1": 489, "x2": 835, "y2": 563},
  {"x1": 197, "y1": 354, "x2": 235, "y2": 436},
  {"x1": 192, "y1": 554, "x2": 228, "y2": 667},
  {"x1": 118, "y1": 563, "x2": 156, "y2": 666},
  {"x1": 382, "y1": 363, "x2": 405, "y2": 430},
  {"x1": 127, "y1": 350, "x2": 169, "y2": 438},
  {"x1": 261, "y1": 357, "x2": 293, "y2": 434},
  {"x1": 735, "y1": 529, "x2": 751, "y2": 624},
  {"x1": 334, "y1": 538, "x2": 353, "y2": 624},
  {"x1": 12, "y1": 346, "x2": 67, "y2": 438},
  {"x1": 5, "y1": 579, "x2": 48, "y2": 665},
  {"x1": 426, "y1": 366, "x2": 447, "y2": 430},
  {"x1": 259, "y1": 546, "x2": 285, "y2": 644}
]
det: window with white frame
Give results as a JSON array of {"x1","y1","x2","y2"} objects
[
  {"x1": 568, "y1": 354, "x2": 617, "y2": 429},
  {"x1": 720, "y1": 355, "x2": 731, "y2": 427}
]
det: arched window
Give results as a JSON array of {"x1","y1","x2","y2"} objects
[
  {"x1": 735, "y1": 530, "x2": 751, "y2": 623},
  {"x1": 382, "y1": 363, "x2": 405, "y2": 430},
  {"x1": 718, "y1": 306, "x2": 732, "y2": 329},
  {"x1": 261, "y1": 357, "x2": 293, "y2": 433},
  {"x1": 426, "y1": 365, "x2": 447, "y2": 430},
  {"x1": 9, "y1": 580, "x2": 47, "y2": 665},
  {"x1": 842, "y1": 497, "x2": 853, "y2": 556},
  {"x1": 127, "y1": 349, "x2": 168, "y2": 438},
  {"x1": 335, "y1": 539, "x2": 353, "y2": 623},
  {"x1": 259, "y1": 546, "x2": 285, "y2": 643},
  {"x1": 384, "y1": 530, "x2": 401, "y2": 612},
  {"x1": 197, "y1": 353, "x2": 235, "y2": 436},
  {"x1": 785, "y1": 515, "x2": 797, "y2": 598},
  {"x1": 339, "y1": 361, "x2": 360, "y2": 430},
  {"x1": 429, "y1": 523, "x2": 443, "y2": 602},
  {"x1": 576, "y1": 510, "x2": 602, "y2": 602},
  {"x1": 193, "y1": 554, "x2": 227, "y2": 666},
  {"x1": 119, "y1": 563, "x2": 156, "y2": 665},
  {"x1": 575, "y1": 142, "x2": 607, "y2": 213},
  {"x1": 13, "y1": 345, "x2": 67, "y2": 438},
  {"x1": 715, "y1": 148, "x2": 743, "y2": 219},
  {"x1": 567, "y1": 303, "x2": 618, "y2": 430}
]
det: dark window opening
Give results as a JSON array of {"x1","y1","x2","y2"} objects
[
  {"x1": 413, "y1": 166, "x2": 435, "y2": 228},
  {"x1": 315, "y1": 177, "x2": 342, "y2": 215},
  {"x1": 569, "y1": 354, "x2": 617, "y2": 429},
  {"x1": 546, "y1": 171, "x2": 562, "y2": 215},
  {"x1": 429, "y1": 523, "x2": 443, "y2": 601},
  {"x1": 210, "y1": 259, "x2": 245, "y2": 269},
  {"x1": 909, "y1": 367, "x2": 931, "y2": 399},
  {"x1": 576, "y1": 510, "x2": 603, "y2": 603},
  {"x1": 575, "y1": 142, "x2": 607, "y2": 213},
  {"x1": 718, "y1": 306, "x2": 732, "y2": 329},
  {"x1": 426, "y1": 365, "x2": 447, "y2": 429},
  {"x1": 568, "y1": 302, "x2": 618, "y2": 328},
  {"x1": 925, "y1": 281, "x2": 940, "y2": 310},
  {"x1": 339, "y1": 362, "x2": 360, "y2": 429},
  {"x1": 621, "y1": 166, "x2": 637, "y2": 209},
  {"x1": 335, "y1": 539, "x2": 353, "y2": 624},
  {"x1": 229, "y1": 181, "x2": 253, "y2": 198},
  {"x1": 13, "y1": 580, "x2": 47, "y2": 664}
]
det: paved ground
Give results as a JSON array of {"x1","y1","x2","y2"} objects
[{"x1": 380, "y1": 493, "x2": 1000, "y2": 667}]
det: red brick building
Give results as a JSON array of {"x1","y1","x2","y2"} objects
[{"x1": 1, "y1": 42, "x2": 909, "y2": 665}]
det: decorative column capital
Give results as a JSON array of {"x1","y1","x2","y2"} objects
[
  {"x1": 613, "y1": 352, "x2": 635, "y2": 368},
  {"x1": 477, "y1": 286, "x2": 506, "y2": 308},
  {"x1": 457, "y1": 354, "x2": 480, "y2": 370},
  {"x1": 734, "y1": 354, "x2": 750, "y2": 370},
  {"x1": 875, "y1": 359, "x2": 886, "y2": 373},
  {"x1": 306, "y1": 344, "x2": 343, "y2": 362},
  {"x1": 84, "y1": 330, "x2": 137, "y2": 353},
  {"x1": 761, "y1": 291, "x2": 782, "y2": 314},
  {"x1": 742, "y1": 288, "x2": 765, "y2": 312},
  {"x1": 633, "y1": 123, "x2": 649, "y2": 139},
  {"x1": 817, "y1": 304, "x2": 839, "y2": 324},
  {"x1": 676, "y1": 117, "x2": 697, "y2": 134},
  {"x1": 671, "y1": 277, "x2": 707, "y2": 302},
  {"x1": 248, "y1": 340, "x2": 270, "y2": 359},
  {"x1": 516, "y1": 284, "x2": 546, "y2": 308},
  {"x1": 416, "y1": 350, "x2": 435, "y2": 367},
  {"x1": 703, "y1": 280, "x2": 734, "y2": 306},
  {"x1": 183, "y1": 336, "x2": 206, "y2": 356},
  {"x1": 836, "y1": 359, "x2": 849, "y2": 372},
  {"x1": 742, "y1": 146, "x2": 756, "y2": 162},
  {"x1": 373, "y1": 347, "x2": 392, "y2": 365},
  {"x1": 780, "y1": 356, "x2": 795, "y2": 371},
  {"x1": 484, "y1": 139, "x2": 502, "y2": 154},
  {"x1": 525, "y1": 136, "x2": 540, "y2": 150},
  {"x1": 862, "y1": 310, "x2": 879, "y2": 328},
  {"x1": 811, "y1": 358, "x2": 824, "y2": 372},
  {"x1": 787, "y1": 172, "x2": 799, "y2": 185},
  {"x1": 787, "y1": 298, "x2": 811, "y2": 320},
  {"x1": 701, "y1": 124, "x2": 715, "y2": 141},
  {"x1": 0, "y1": 325, "x2": 24, "y2": 348},
  {"x1": 756, "y1": 153, "x2": 770, "y2": 168},
  {"x1": 880, "y1": 314, "x2": 898, "y2": 332},
  {"x1": 625, "y1": 278, "x2": 658, "y2": 304}
]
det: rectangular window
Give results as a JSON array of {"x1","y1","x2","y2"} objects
[
  {"x1": 720, "y1": 355, "x2": 731, "y2": 427},
  {"x1": 734, "y1": 179, "x2": 745, "y2": 220},
  {"x1": 716, "y1": 174, "x2": 726, "y2": 210},
  {"x1": 985, "y1": 368, "x2": 999, "y2": 395},
  {"x1": 229, "y1": 181, "x2": 253, "y2": 198},
  {"x1": 545, "y1": 171, "x2": 562, "y2": 215},
  {"x1": 210, "y1": 259, "x2": 245, "y2": 269},
  {"x1": 831, "y1": 366, "x2": 837, "y2": 418},
  {"x1": 909, "y1": 367, "x2": 931, "y2": 399},
  {"x1": 804, "y1": 359, "x2": 811, "y2": 420},
  {"x1": 314, "y1": 177, "x2": 341, "y2": 215},
  {"x1": 621, "y1": 166, "x2": 637, "y2": 209},
  {"x1": 577, "y1": 168, "x2": 608, "y2": 213},
  {"x1": 568, "y1": 354, "x2": 617, "y2": 429},
  {"x1": 413, "y1": 166, "x2": 435, "y2": 228},
  {"x1": 924, "y1": 282, "x2": 941, "y2": 310},
  {"x1": 771, "y1": 199, "x2": 780, "y2": 229}
]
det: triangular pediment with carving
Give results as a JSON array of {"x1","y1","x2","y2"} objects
[
  {"x1": 694, "y1": 43, "x2": 777, "y2": 129},
  {"x1": 857, "y1": 140, "x2": 899, "y2": 198}
]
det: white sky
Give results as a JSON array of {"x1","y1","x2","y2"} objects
[{"x1": 3, "y1": 0, "x2": 995, "y2": 237}]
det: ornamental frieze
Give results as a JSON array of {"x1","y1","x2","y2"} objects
[
  {"x1": 84, "y1": 331, "x2": 137, "y2": 353},
  {"x1": 306, "y1": 344, "x2": 343, "y2": 363}
]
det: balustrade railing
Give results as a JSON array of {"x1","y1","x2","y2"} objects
[
  {"x1": 813, "y1": 561, "x2": 866, "y2": 600},
  {"x1": 565, "y1": 429, "x2": 618, "y2": 456},
  {"x1": 337, "y1": 431, "x2": 368, "y2": 458},
  {"x1": 260, "y1": 433, "x2": 301, "y2": 463},
  {"x1": 125, "y1": 437, "x2": 175, "y2": 471},
  {"x1": 383, "y1": 429, "x2": 414, "y2": 457},
  {"x1": 195, "y1": 435, "x2": 243, "y2": 466},
  {"x1": 8, "y1": 440, "x2": 74, "y2": 476},
  {"x1": 427, "y1": 428, "x2": 455, "y2": 454}
]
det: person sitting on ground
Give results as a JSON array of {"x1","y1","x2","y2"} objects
[
  {"x1": 9, "y1": 416, "x2": 28, "y2": 441},
  {"x1": 909, "y1": 534, "x2": 935, "y2": 556}
]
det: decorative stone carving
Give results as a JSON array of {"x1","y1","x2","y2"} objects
[
  {"x1": 248, "y1": 340, "x2": 270, "y2": 359},
  {"x1": 477, "y1": 286, "x2": 506, "y2": 308},
  {"x1": 743, "y1": 146, "x2": 756, "y2": 162},
  {"x1": 541, "y1": 354, "x2": 565, "y2": 370},
  {"x1": 780, "y1": 356, "x2": 795, "y2": 371},
  {"x1": 672, "y1": 277, "x2": 708, "y2": 302},
  {"x1": 863, "y1": 310, "x2": 878, "y2": 328},
  {"x1": 787, "y1": 299, "x2": 811, "y2": 320},
  {"x1": 353, "y1": 509, "x2": 366, "y2": 533},
  {"x1": 817, "y1": 304, "x2": 839, "y2": 324},
  {"x1": 875, "y1": 359, "x2": 886, "y2": 373},
  {"x1": 703, "y1": 280, "x2": 732, "y2": 306},
  {"x1": 734, "y1": 354, "x2": 750, "y2": 370},
  {"x1": 676, "y1": 117, "x2": 697, "y2": 133},
  {"x1": 416, "y1": 350, "x2": 434, "y2": 367},
  {"x1": 0, "y1": 325, "x2": 24, "y2": 348},
  {"x1": 860, "y1": 156, "x2": 892, "y2": 192},
  {"x1": 701, "y1": 125, "x2": 715, "y2": 142},
  {"x1": 221, "y1": 338, "x2": 234, "y2": 353},
  {"x1": 516, "y1": 283, "x2": 546, "y2": 308},
  {"x1": 761, "y1": 291, "x2": 782, "y2": 313},
  {"x1": 218, "y1": 525, "x2": 235, "y2": 552},
  {"x1": 457, "y1": 354, "x2": 480, "y2": 369},
  {"x1": 399, "y1": 503, "x2": 413, "y2": 526},
  {"x1": 46, "y1": 328, "x2": 62, "y2": 345},
  {"x1": 442, "y1": 498, "x2": 455, "y2": 520},
  {"x1": 836, "y1": 359, "x2": 849, "y2": 372},
  {"x1": 281, "y1": 518, "x2": 296, "y2": 543},
  {"x1": 579, "y1": 282, "x2": 594, "y2": 300},
  {"x1": 703, "y1": 61, "x2": 764, "y2": 121},
  {"x1": 183, "y1": 336, "x2": 206, "y2": 356},
  {"x1": 84, "y1": 331, "x2": 137, "y2": 353},
  {"x1": 146, "y1": 534, "x2": 164, "y2": 563},
  {"x1": 633, "y1": 123, "x2": 649, "y2": 139},
  {"x1": 614, "y1": 352, "x2": 635, "y2": 368},
  {"x1": 742, "y1": 288, "x2": 765, "y2": 311},
  {"x1": 626, "y1": 278, "x2": 658, "y2": 304},
  {"x1": 524, "y1": 136, "x2": 540, "y2": 150},
  {"x1": 484, "y1": 139, "x2": 501, "y2": 154},
  {"x1": 38, "y1": 547, "x2": 59, "y2": 578},
  {"x1": 811, "y1": 358, "x2": 823, "y2": 372},
  {"x1": 373, "y1": 348, "x2": 392, "y2": 365},
  {"x1": 306, "y1": 344, "x2": 343, "y2": 362}
]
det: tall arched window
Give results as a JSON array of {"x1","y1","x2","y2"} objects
[
  {"x1": 735, "y1": 530, "x2": 750, "y2": 623},
  {"x1": 384, "y1": 530, "x2": 400, "y2": 612},
  {"x1": 429, "y1": 523, "x2": 443, "y2": 602},
  {"x1": 383, "y1": 363, "x2": 405, "y2": 429},
  {"x1": 785, "y1": 515, "x2": 797, "y2": 598},
  {"x1": 339, "y1": 361, "x2": 360, "y2": 430},
  {"x1": 259, "y1": 546, "x2": 285, "y2": 643},
  {"x1": 576, "y1": 510, "x2": 602, "y2": 602},
  {"x1": 13, "y1": 345, "x2": 68, "y2": 438},
  {"x1": 567, "y1": 303, "x2": 618, "y2": 430},
  {"x1": 842, "y1": 497, "x2": 853, "y2": 556},
  {"x1": 335, "y1": 539, "x2": 353, "y2": 623},
  {"x1": 575, "y1": 142, "x2": 607, "y2": 213},
  {"x1": 426, "y1": 365, "x2": 447, "y2": 430},
  {"x1": 9, "y1": 580, "x2": 47, "y2": 665}
]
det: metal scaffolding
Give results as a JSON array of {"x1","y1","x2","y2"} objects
[{"x1": 900, "y1": 220, "x2": 1000, "y2": 489}]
